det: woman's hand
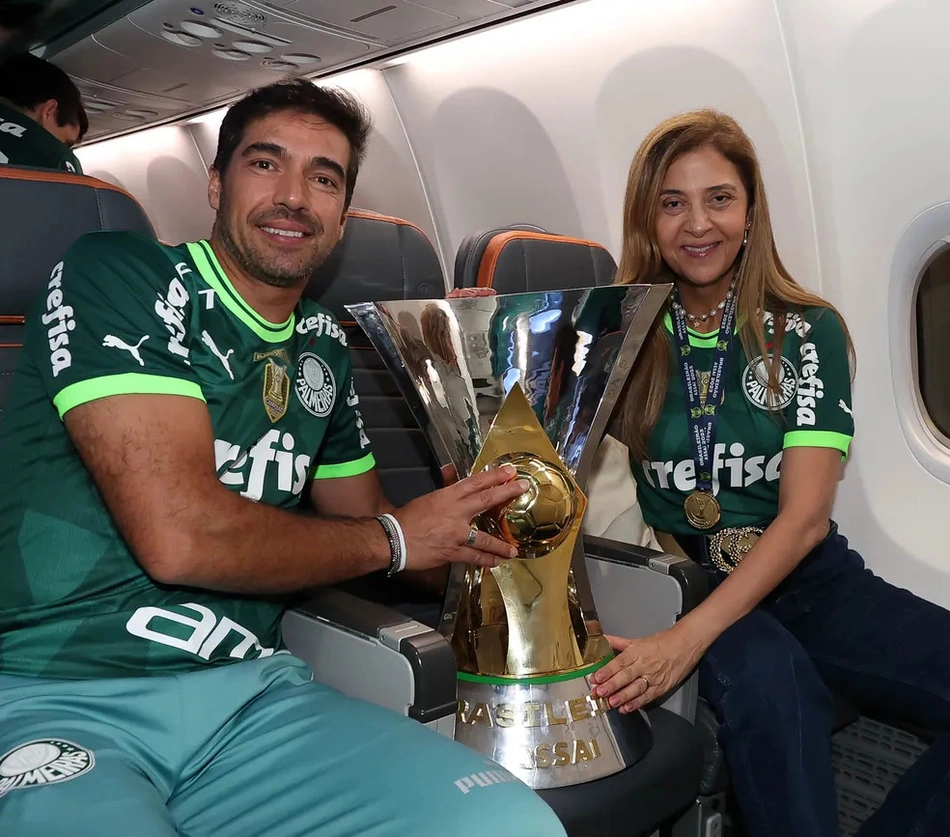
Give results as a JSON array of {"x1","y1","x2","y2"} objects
[{"x1": 591, "y1": 628, "x2": 705, "y2": 713}]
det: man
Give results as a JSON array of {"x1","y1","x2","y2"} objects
[
  {"x1": 0, "y1": 52, "x2": 86, "y2": 172},
  {"x1": 0, "y1": 78, "x2": 566, "y2": 837}
]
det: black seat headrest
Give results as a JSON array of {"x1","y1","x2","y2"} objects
[
  {"x1": 454, "y1": 227, "x2": 617, "y2": 293},
  {"x1": 302, "y1": 208, "x2": 447, "y2": 508},
  {"x1": 0, "y1": 167, "x2": 156, "y2": 414},
  {"x1": 453, "y1": 223, "x2": 548, "y2": 290},
  {"x1": 0, "y1": 166, "x2": 155, "y2": 317},
  {"x1": 307, "y1": 209, "x2": 445, "y2": 321}
]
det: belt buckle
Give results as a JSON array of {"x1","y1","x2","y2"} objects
[{"x1": 707, "y1": 527, "x2": 763, "y2": 574}]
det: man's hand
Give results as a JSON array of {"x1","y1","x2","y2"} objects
[
  {"x1": 396, "y1": 465, "x2": 526, "y2": 571},
  {"x1": 440, "y1": 463, "x2": 459, "y2": 486}
]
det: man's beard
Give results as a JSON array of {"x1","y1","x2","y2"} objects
[{"x1": 216, "y1": 204, "x2": 334, "y2": 289}]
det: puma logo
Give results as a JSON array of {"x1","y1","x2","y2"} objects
[
  {"x1": 838, "y1": 399, "x2": 853, "y2": 417},
  {"x1": 201, "y1": 330, "x2": 234, "y2": 380},
  {"x1": 103, "y1": 334, "x2": 148, "y2": 366}
]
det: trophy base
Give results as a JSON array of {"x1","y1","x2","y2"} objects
[{"x1": 453, "y1": 661, "x2": 654, "y2": 790}]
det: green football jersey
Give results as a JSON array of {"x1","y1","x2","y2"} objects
[
  {"x1": 0, "y1": 231, "x2": 374, "y2": 678},
  {"x1": 0, "y1": 100, "x2": 83, "y2": 174},
  {"x1": 633, "y1": 307, "x2": 854, "y2": 536}
]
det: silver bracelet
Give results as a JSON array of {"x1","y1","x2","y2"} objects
[{"x1": 376, "y1": 513, "x2": 407, "y2": 576}]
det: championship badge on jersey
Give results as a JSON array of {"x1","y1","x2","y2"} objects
[{"x1": 262, "y1": 358, "x2": 290, "y2": 423}]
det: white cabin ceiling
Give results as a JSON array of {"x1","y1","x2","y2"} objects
[{"x1": 48, "y1": 0, "x2": 563, "y2": 142}]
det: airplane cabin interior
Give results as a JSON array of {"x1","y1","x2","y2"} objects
[{"x1": 2, "y1": 1, "x2": 949, "y2": 836}]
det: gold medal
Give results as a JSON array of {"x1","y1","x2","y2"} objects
[{"x1": 684, "y1": 490, "x2": 721, "y2": 530}]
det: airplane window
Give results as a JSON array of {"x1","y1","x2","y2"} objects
[{"x1": 916, "y1": 248, "x2": 950, "y2": 439}]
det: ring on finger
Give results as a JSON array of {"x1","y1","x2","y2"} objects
[
  {"x1": 465, "y1": 526, "x2": 478, "y2": 547},
  {"x1": 637, "y1": 675, "x2": 649, "y2": 694}
]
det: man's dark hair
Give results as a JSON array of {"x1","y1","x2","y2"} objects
[
  {"x1": 212, "y1": 78, "x2": 372, "y2": 211},
  {"x1": 0, "y1": 53, "x2": 88, "y2": 140}
]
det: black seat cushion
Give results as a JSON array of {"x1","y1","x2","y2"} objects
[{"x1": 538, "y1": 708, "x2": 703, "y2": 837}]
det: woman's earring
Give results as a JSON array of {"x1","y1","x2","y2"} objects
[{"x1": 742, "y1": 227, "x2": 749, "y2": 247}]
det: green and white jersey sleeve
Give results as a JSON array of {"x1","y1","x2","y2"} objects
[
  {"x1": 773, "y1": 308, "x2": 854, "y2": 455},
  {"x1": 311, "y1": 354, "x2": 374, "y2": 480},
  {"x1": 37, "y1": 230, "x2": 205, "y2": 417}
]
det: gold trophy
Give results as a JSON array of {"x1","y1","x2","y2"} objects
[{"x1": 349, "y1": 284, "x2": 669, "y2": 788}]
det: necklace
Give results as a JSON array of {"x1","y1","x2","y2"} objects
[{"x1": 671, "y1": 279, "x2": 737, "y2": 325}]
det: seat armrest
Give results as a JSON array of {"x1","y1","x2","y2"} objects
[
  {"x1": 584, "y1": 536, "x2": 709, "y2": 724},
  {"x1": 282, "y1": 588, "x2": 458, "y2": 730},
  {"x1": 584, "y1": 536, "x2": 708, "y2": 616}
]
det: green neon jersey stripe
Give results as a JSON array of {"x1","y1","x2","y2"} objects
[
  {"x1": 784, "y1": 430, "x2": 852, "y2": 462},
  {"x1": 456, "y1": 655, "x2": 613, "y2": 686},
  {"x1": 783, "y1": 430, "x2": 852, "y2": 456},
  {"x1": 186, "y1": 241, "x2": 295, "y2": 343},
  {"x1": 54, "y1": 374, "x2": 205, "y2": 417},
  {"x1": 312, "y1": 453, "x2": 377, "y2": 480}
]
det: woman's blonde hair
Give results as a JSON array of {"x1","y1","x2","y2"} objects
[{"x1": 614, "y1": 109, "x2": 854, "y2": 460}]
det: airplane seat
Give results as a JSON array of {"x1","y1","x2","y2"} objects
[
  {"x1": 306, "y1": 208, "x2": 445, "y2": 507},
  {"x1": 453, "y1": 226, "x2": 617, "y2": 291},
  {"x1": 461, "y1": 226, "x2": 710, "y2": 836},
  {"x1": 313, "y1": 209, "x2": 446, "y2": 323},
  {"x1": 303, "y1": 206, "x2": 448, "y2": 621},
  {"x1": 0, "y1": 166, "x2": 155, "y2": 417},
  {"x1": 286, "y1": 208, "x2": 460, "y2": 735},
  {"x1": 453, "y1": 223, "x2": 548, "y2": 289}
]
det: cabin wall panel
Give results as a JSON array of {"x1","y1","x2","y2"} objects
[
  {"x1": 382, "y1": 0, "x2": 818, "y2": 294},
  {"x1": 75, "y1": 125, "x2": 214, "y2": 245},
  {"x1": 76, "y1": 69, "x2": 442, "y2": 267},
  {"x1": 779, "y1": 0, "x2": 950, "y2": 604}
]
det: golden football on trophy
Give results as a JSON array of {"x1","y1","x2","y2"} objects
[{"x1": 479, "y1": 451, "x2": 578, "y2": 556}]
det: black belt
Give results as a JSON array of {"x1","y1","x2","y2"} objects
[{"x1": 667, "y1": 525, "x2": 767, "y2": 575}]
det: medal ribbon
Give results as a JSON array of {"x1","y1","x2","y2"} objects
[{"x1": 669, "y1": 286, "x2": 739, "y2": 497}]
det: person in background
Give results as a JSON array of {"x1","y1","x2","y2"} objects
[
  {"x1": 0, "y1": 52, "x2": 86, "y2": 172},
  {"x1": 594, "y1": 108, "x2": 950, "y2": 837}
]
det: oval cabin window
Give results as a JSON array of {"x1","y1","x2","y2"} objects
[{"x1": 916, "y1": 247, "x2": 950, "y2": 440}]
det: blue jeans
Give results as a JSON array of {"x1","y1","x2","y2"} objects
[{"x1": 683, "y1": 522, "x2": 950, "y2": 837}]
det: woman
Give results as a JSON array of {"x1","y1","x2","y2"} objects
[{"x1": 591, "y1": 110, "x2": 950, "y2": 836}]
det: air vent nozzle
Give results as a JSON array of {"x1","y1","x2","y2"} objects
[{"x1": 213, "y1": 2, "x2": 266, "y2": 28}]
